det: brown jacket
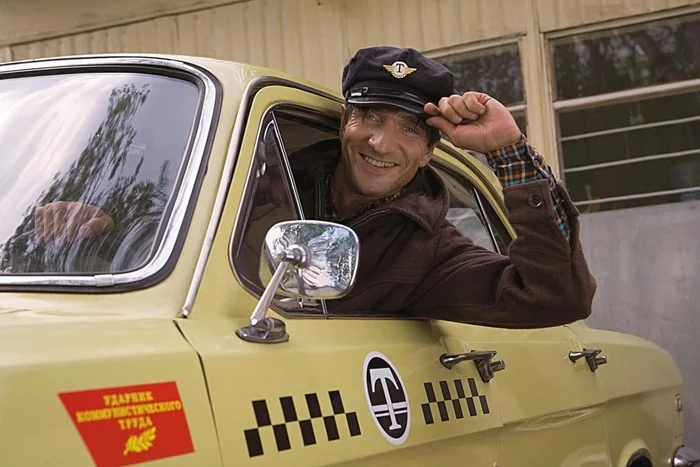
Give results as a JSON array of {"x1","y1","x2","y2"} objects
[{"x1": 292, "y1": 140, "x2": 596, "y2": 328}]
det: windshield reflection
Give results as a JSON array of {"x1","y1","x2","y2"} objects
[{"x1": 0, "y1": 72, "x2": 199, "y2": 274}]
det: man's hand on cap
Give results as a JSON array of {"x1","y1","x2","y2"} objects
[{"x1": 424, "y1": 92, "x2": 522, "y2": 153}]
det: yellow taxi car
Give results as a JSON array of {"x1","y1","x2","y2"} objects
[{"x1": 0, "y1": 54, "x2": 697, "y2": 467}]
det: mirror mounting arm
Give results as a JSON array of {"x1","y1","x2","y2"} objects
[{"x1": 237, "y1": 245, "x2": 307, "y2": 344}]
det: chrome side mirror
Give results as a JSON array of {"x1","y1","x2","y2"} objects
[{"x1": 236, "y1": 220, "x2": 360, "y2": 344}]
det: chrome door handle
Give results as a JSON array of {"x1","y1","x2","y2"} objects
[
  {"x1": 440, "y1": 350, "x2": 506, "y2": 383},
  {"x1": 569, "y1": 348, "x2": 607, "y2": 372}
]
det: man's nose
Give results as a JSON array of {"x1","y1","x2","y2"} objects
[{"x1": 368, "y1": 126, "x2": 399, "y2": 155}]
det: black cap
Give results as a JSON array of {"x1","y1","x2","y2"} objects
[{"x1": 342, "y1": 46, "x2": 455, "y2": 117}]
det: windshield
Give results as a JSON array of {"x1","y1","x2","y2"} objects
[{"x1": 0, "y1": 71, "x2": 199, "y2": 275}]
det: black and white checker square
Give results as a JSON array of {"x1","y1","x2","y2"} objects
[
  {"x1": 243, "y1": 390, "x2": 361, "y2": 457},
  {"x1": 421, "y1": 378, "x2": 490, "y2": 425}
]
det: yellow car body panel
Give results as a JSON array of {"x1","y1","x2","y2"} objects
[{"x1": 0, "y1": 54, "x2": 689, "y2": 466}]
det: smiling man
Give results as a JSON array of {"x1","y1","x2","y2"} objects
[{"x1": 293, "y1": 46, "x2": 596, "y2": 328}]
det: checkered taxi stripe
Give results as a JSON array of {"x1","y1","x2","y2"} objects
[
  {"x1": 244, "y1": 390, "x2": 361, "y2": 457},
  {"x1": 421, "y1": 378, "x2": 490, "y2": 424}
]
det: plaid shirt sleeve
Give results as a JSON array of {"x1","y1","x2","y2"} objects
[{"x1": 485, "y1": 136, "x2": 570, "y2": 241}]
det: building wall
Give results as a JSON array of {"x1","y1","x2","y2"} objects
[{"x1": 2, "y1": 0, "x2": 699, "y2": 173}]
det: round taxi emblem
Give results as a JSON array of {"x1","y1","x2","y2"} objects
[{"x1": 362, "y1": 351, "x2": 410, "y2": 445}]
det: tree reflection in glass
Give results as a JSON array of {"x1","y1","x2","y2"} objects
[{"x1": 0, "y1": 73, "x2": 199, "y2": 274}]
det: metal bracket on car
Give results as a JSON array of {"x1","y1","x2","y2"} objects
[
  {"x1": 236, "y1": 316, "x2": 289, "y2": 344},
  {"x1": 569, "y1": 348, "x2": 607, "y2": 372},
  {"x1": 440, "y1": 350, "x2": 506, "y2": 383},
  {"x1": 236, "y1": 245, "x2": 307, "y2": 344}
]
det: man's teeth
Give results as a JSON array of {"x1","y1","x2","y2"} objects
[{"x1": 363, "y1": 155, "x2": 396, "y2": 168}]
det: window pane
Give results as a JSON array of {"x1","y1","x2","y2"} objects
[
  {"x1": 559, "y1": 90, "x2": 700, "y2": 138},
  {"x1": 565, "y1": 154, "x2": 700, "y2": 204},
  {"x1": 233, "y1": 118, "x2": 298, "y2": 291},
  {"x1": 436, "y1": 43, "x2": 524, "y2": 106},
  {"x1": 552, "y1": 13, "x2": 700, "y2": 100},
  {"x1": 0, "y1": 72, "x2": 199, "y2": 274},
  {"x1": 275, "y1": 108, "x2": 339, "y2": 155},
  {"x1": 559, "y1": 88, "x2": 700, "y2": 212},
  {"x1": 432, "y1": 164, "x2": 496, "y2": 252},
  {"x1": 513, "y1": 112, "x2": 528, "y2": 136},
  {"x1": 560, "y1": 91, "x2": 700, "y2": 169}
]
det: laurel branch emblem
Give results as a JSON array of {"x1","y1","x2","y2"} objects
[{"x1": 123, "y1": 427, "x2": 157, "y2": 456}]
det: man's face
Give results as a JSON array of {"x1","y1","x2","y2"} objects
[{"x1": 338, "y1": 105, "x2": 435, "y2": 201}]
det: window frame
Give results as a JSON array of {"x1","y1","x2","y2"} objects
[
  {"x1": 227, "y1": 97, "x2": 513, "y2": 319},
  {"x1": 228, "y1": 103, "x2": 341, "y2": 317},
  {"x1": 548, "y1": 10, "x2": 700, "y2": 210},
  {"x1": 427, "y1": 38, "x2": 529, "y2": 134},
  {"x1": 0, "y1": 56, "x2": 221, "y2": 291}
]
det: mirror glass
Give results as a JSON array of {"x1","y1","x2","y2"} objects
[{"x1": 259, "y1": 220, "x2": 359, "y2": 299}]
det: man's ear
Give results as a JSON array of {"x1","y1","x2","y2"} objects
[
  {"x1": 339, "y1": 104, "x2": 348, "y2": 138},
  {"x1": 419, "y1": 144, "x2": 436, "y2": 167}
]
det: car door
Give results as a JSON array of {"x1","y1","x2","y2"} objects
[
  {"x1": 177, "y1": 84, "x2": 503, "y2": 466},
  {"x1": 430, "y1": 152, "x2": 612, "y2": 466}
]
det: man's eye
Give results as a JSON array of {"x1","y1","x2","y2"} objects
[
  {"x1": 366, "y1": 113, "x2": 379, "y2": 122},
  {"x1": 403, "y1": 126, "x2": 419, "y2": 134}
]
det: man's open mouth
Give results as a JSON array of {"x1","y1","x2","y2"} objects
[{"x1": 362, "y1": 154, "x2": 397, "y2": 168}]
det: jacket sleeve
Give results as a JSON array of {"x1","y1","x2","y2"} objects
[{"x1": 406, "y1": 179, "x2": 596, "y2": 328}]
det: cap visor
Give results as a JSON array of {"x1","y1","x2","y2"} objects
[{"x1": 345, "y1": 96, "x2": 428, "y2": 117}]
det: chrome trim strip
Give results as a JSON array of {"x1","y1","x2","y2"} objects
[
  {"x1": 0, "y1": 56, "x2": 218, "y2": 287},
  {"x1": 180, "y1": 76, "x2": 266, "y2": 317},
  {"x1": 225, "y1": 109, "x2": 278, "y2": 301},
  {"x1": 271, "y1": 113, "x2": 305, "y2": 220}
]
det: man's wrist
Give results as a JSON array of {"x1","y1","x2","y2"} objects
[{"x1": 484, "y1": 134, "x2": 530, "y2": 167}]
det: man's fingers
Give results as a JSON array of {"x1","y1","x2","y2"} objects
[
  {"x1": 446, "y1": 95, "x2": 481, "y2": 121},
  {"x1": 424, "y1": 102, "x2": 441, "y2": 116},
  {"x1": 425, "y1": 116, "x2": 456, "y2": 136},
  {"x1": 463, "y1": 92, "x2": 487, "y2": 115}
]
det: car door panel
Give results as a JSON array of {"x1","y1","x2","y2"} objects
[{"x1": 181, "y1": 85, "x2": 503, "y2": 466}]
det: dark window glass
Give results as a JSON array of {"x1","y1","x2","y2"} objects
[
  {"x1": 437, "y1": 44, "x2": 524, "y2": 105},
  {"x1": 0, "y1": 72, "x2": 199, "y2": 274},
  {"x1": 432, "y1": 162, "x2": 512, "y2": 253},
  {"x1": 560, "y1": 91, "x2": 700, "y2": 169},
  {"x1": 275, "y1": 108, "x2": 340, "y2": 156},
  {"x1": 233, "y1": 117, "x2": 299, "y2": 292},
  {"x1": 233, "y1": 109, "x2": 338, "y2": 313},
  {"x1": 552, "y1": 13, "x2": 700, "y2": 100},
  {"x1": 566, "y1": 153, "x2": 700, "y2": 200},
  {"x1": 559, "y1": 90, "x2": 700, "y2": 138},
  {"x1": 559, "y1": 88, "x2": 700, "y2": 212},
  {"x1": 436, "y1": 44, "x2": 527, "y2": 133}
]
